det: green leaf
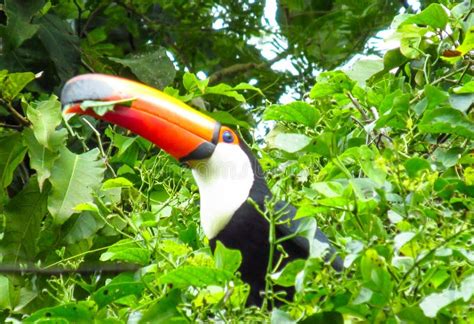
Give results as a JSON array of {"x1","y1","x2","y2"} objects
[
  {"x1": 424, "y1": 85, "x2": 449, "y2": 111},
  {"x1": 345, "y1": 59, "x2": 384, "y2": 87},
  {"x1": 23, "y1": 128, "x2": 58, "y2": 190},
  {"x1": 432, "y1": 147, "x2": 463, "y2": 169},
  {"x1": 366, "y1": 268, "x2": 392, "y2": 306},
  {"x1": 0, "y1": 276, "x2": 12, "y2": 309},
  {"x1": 400, "y1": 35, "x2": 422, "y2": 59},
  {"x1": 271, "y1": 309, "x2": 296, "y2": 324},
  {"x1": 183, "y1": 73, "x2": 209, "y2": 93},
  {"x1": 456, "y1": 26, "x2": 474, "y2": 55},
  {"x1": 419, "y1": 274, "x2": 474, "y2": 318},
  {"x1": 0, "y1": 177, "x2": 48, "y2": 262},
  {"x1": 110, "y1": 47, "x2": 176, "y2": 89},
  {"x1": 63, "y1": 212, "x2": 104, "y2": 244},
  {"x1": 397, "y1": 307, "x2": 431, "y2": 324},
  {"x1": 343, "y1": 146, "x2": 386, "y2": 185},
  {"x1": 100, "y1": 239, "x2": 151, "y2": 265},
  {"x1": 353, "y1": 287, "x2": 373, "y2": 305},
  {"x1": 264, "y1": 102, "x2": 320, "y2": 127},
  {"x1": 79, "y1": 97, "x2": 136, "y2": 116},
  {"x1": 295, "y1": 204, "x2": 319, "y2": 219},
  {"x1": 300, "y1": 311, "x2": 344, "y2": 324},
  {"x1": 0, "y1": 0, "x2": 44, "y2": 50},
  {"x1": 101, "y1": 177, "x2": 134, "y2": 190},
  {"x1": 419, "y1": 289, "x2": 461, "y2": 318},
  {"x1": 158, "y1": 266, "x2": 233, "y2": 288},
  {"x1": 448, "y1": 93, "x2": 473, "y2": 113},
  {"x1": 26, "y1": 97, "x2": 67, "y2": 151},
  {"x1": 233, "y1": 82, "x2": 264, "y2": 96},
  {"x1": 214, "y1": 241, "x2": 242, "y2": 273},
  {"x1": 2, "y1": 72, "x2": 35, "y2": 100},
  {"x1": 453, "y1": 81, "x2": 474, "y2": 94},
  {"x1": 394, "y1": 232, "x2": 416, "y2": 252},
  {"x1": 0, "y1": 132, "x2": 27, "y2": 189},
  {"x1": 36, "y1": 14, "x2": 80, "y2": 82},
  {"x1": 270, "y1": 259, "x2": 305, "y2": 287},
  {"x1": 206, "y1": 110, "x2": 251, "y2": 129},
  {"x1": 375, "y1": 92, "x2": 410, "y2": 129},
  {"x1": 311, "y1": 181, "x2": 344, "y2": 198},
  {"x1": 24, "y1": 302, "x2": 95, "y2": 323},
  {"x1": 93, "y1": 280, "x2": 145, "y2": 309},
  {"x1": 309, "y1": 71, "x2": 355, "y2": 99},
  {"x1": 404, "y1": 157, "x2": 431, "y2": 178},
  {"x1": 360, "y1": 249, "x2": 384, "y2": 282},
  {"x1": 48, "y1": 148, "x2": 105, "y2": 224},
  {"x1": 402, "y1": 4, "x2": 449, "y2": 29},
  {"x1": 206, "y1": 83, "x2": 245, "y2": 102},
  {"x1": 139, "y1": 289, "x2": 186, "y2": 324},
  {"x1": 419, "y1": 108, "x2": 474, "y2": 140},
  {"x1": 383, "y1": 48, "x2": 407, "y2": 71},
  {"x1": 268, "y1": 133, "x2": 311, "y2": 153}
]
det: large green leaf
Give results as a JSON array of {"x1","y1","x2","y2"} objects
[
  {"x1": 24, "y1": 302, "x2": 95, "y2": 323},
  {"x1": 100, "y1": 239, "x2": 151, "y2": 265},
  {"x1": 345, "y1": 58, "x2": 384, "y2": 87},
  {"x1": 0, "y1": 132, "x2": 27, "y2": 189},
  {"x1": 0, "y1": 177, "x2": 48, "y2": 262},
  {"x1": 419, "y1": 108, "x2": 474, "y2": 140},
  {"x1": 402, "y1": 4, "x2": 449, "y2": 29},
  {"x1": 110, "y1": 47, "x2": 176, "y2": 89},
  {"x1": 93, "y1": 273, "x2": 145, "y2": 309},
  {"x1": 264, "y1": 101, "x2": 320, "y2": 127},
  {"x1": 36, "y1": 14, "x2": 80, "y2": 82},
  {"x1": 26, "y1": 98, "x2": 67, "y2": 151},
  {"x1": 0, "y1": 0, "x2": 44, "y2": 50},
  {"x1": 48, "y1": 148, "x2": 105, "y2": 224}
]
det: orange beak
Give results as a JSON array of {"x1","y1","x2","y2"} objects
[{"x1": 61, "y1": 74, "x2": 220, "y2": 162}]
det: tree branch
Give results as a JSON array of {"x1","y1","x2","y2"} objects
[{"x1": 209, "y1": 51, "x2": 290, "y2": 84}]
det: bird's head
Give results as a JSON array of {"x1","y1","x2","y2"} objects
[{"x1": 61, "y1": 74, "x2": 262, "y2": 238}]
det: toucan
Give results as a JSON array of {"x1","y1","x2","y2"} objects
[{"x1": 61, "y1": 74, "x2": 343, "y2": 305}]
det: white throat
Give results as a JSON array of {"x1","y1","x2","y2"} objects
[{"x1": 191, "y1": 143, "x2": 254, "y2": 239}]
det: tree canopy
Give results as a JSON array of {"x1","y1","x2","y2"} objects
[{"x1": 0, "y1": 0, "x2": 473, "y2": 322}]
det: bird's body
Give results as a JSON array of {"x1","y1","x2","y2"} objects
[
  {"x1": 61, "y1": 74, "x2": 343, "y2": 306},
  {"x1": 205, "y1": 140, "x2": 342, "y2": 304}
]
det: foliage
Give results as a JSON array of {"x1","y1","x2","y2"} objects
[{"x1": 0, "y1": 0, "x2": 473, "y2": 323}]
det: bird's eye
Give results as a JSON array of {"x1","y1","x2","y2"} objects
[{"x1": 222, "y1": 130, "x2": 234, "y2": 143}]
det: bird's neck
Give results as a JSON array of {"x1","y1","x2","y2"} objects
[{"x1": 191, "y1": 142, "x2": 269, "y2": 239}]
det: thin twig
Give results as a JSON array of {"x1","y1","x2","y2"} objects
[
  {"x1": 82, "y1": 117, "x2": 117, "y2": 177},
  {"x1": 0, "y1": 98, "x2": 30, "y2": 126},
  {"x1": 0, "y1": 123, "x2": 22, "y2": 129},
  {"x1": 347, "y1": 92, "x2": 369, "y2": 121}
]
